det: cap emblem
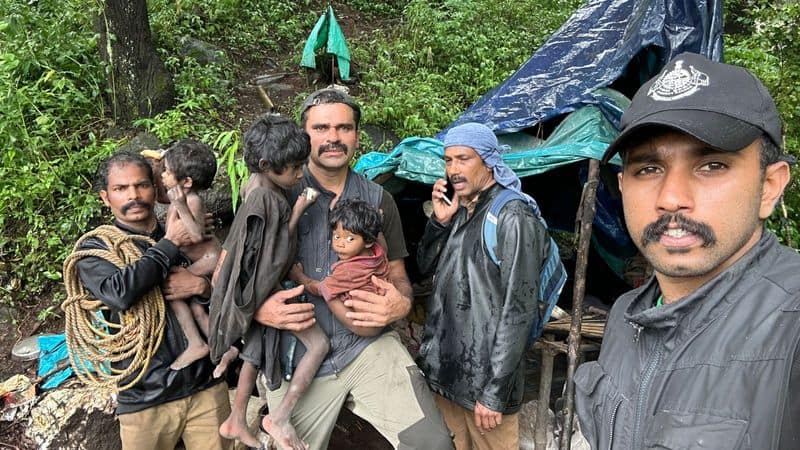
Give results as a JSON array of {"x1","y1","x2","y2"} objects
[{"x1": 648, "y1": 60, "x2": 709, "y2": 101}]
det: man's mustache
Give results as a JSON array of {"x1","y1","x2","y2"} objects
[
  {"x1": 641, "y1": 213, "x2": 716, "y2": 247},
  {"x1": 449, "y1": 176, "x2": 466, "y2": 184},
  {"x1": 318, "y1": 142, "x2": 348, "y2": 155},
  {"x1": 120, "y1": 200, "x2": 151, "y2": 215}
]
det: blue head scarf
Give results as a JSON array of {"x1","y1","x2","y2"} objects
[{"x1": 443, "y1": 122, "x2": 536, "y2": 207}]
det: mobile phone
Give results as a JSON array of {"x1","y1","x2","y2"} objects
[{"x1": 442, "y1": 181, "x2": 455, "y2": 206}]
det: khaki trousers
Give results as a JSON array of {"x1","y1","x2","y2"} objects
[
  {"x1": 118, "y1": 382, "x2": 233, "y2": 450},
  {"x1": 434, "y1": 394, "x2": 519, "y2": 450},
  {"x1": 265, "y1": 331, "x2": 453, "y2": 449}
]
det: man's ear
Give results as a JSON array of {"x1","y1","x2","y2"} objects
[
  {"x1": 182, "y1": 177, "x2": 193, "y2": 190},
  {"x1": 259, "y1": 159, "x2": 270, "y2": 173},
  {"x1": 99, "y1": 190, "x2": 110, "y2": 208},
  {"x1": 759, "y1": 161, "x2": 791, "y2": 219},
  {"x1": 617, "y1": 171, "x2": 624, "y2": 195}
]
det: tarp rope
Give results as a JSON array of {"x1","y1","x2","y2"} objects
[{"x1": 61, "y1": 225, "x2": 166, "y2": 392}]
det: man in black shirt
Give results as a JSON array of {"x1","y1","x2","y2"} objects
[{"x1": 74, "y1": 151, "x2": 232, "y2": 450}]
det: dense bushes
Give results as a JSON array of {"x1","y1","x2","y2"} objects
[
  {"x1": 353, "y1": 0, "x2": 584, "y2": 137},
  {"x1": 0, "y1": 1, "x2": 110, "y2": 309},
  {"x1": 1, "y1": 0, "x2": 798, "y2": 311},
  {"x1": 726, "y1": 0, "x2": 800, "y2": 246}
]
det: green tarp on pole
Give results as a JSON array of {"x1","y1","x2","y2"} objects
[{"x1": 301, "y1": 5, "x2": 351, "y2": 81}]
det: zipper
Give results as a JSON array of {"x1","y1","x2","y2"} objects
[
  {"x1": 631, "y1": 342, "x2": 663, "y2": 450},
  {"x1": 607, "y1": 398, "x2": 622, "y2": 450}
]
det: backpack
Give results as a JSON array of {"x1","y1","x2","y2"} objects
[{"x1": 483, "y1": 189, "x2": 567, "y2": 346}]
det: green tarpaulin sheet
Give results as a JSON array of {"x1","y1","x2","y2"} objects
[
  {"x1": 354, "y1": 88, "x2": 628, "y2": 184},
  {"x1": 301, "y1": 5, "x2": 351, "y2": 81}
]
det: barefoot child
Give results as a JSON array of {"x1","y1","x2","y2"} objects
[
  {"x1": 290, "y1": 199, "x2": 390, "y2": 320},
  {"x1": 159, "y1": 139, "x2": 221, "y2": 370},
  {"x1": 209, "y1": 114, "x2": 326, "y2": 450}
]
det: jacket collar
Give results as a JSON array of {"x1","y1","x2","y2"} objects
[
  {"x1": 112, "y1": 218, "x2": 165, "y2": 240},
  {"x1": 624, "y1": 231, "x2": 779, "y2": 340}
]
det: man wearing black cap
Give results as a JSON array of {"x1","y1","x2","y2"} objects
[
  {"x1": 574, "y1": 53, "x2": 799, "y2": 449},
  {"x1": 255, "y1": 88, "x2": 453, "y2": 449}
]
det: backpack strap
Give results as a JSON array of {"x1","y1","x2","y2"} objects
[
  {"x1": 482, "y1": 189, "x2": 568, "y2": 344},
  {"x1": 483, "y1": 189, "x2": 520, "y2": 265}
]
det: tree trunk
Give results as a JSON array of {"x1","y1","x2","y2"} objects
[{"x1": 97, "y1": 0, "x2": 174, "y2": 124}]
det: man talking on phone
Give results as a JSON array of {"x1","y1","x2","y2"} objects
[{"x1": 416, "y1": 122, "x2": 555, "y2": 449}]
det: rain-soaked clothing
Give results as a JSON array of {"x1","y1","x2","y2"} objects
[
  {"x1": 416, "y1": 183, "x2": 548, "y2": 415},
  {"x1": 208, "y1": 187, "x2": 295, "y2": 389},
  {"x1": 575, "y1": 232, "x2": 800, "y2": 450},
  {"x1": 75, "y1": 220, "x2": 226, "y2": 418}
]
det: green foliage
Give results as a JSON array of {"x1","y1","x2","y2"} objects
[
  {"x1": 0, "y1": 0, "x2": 109, "y2": 305},
  {"x1": 726, "y1": 0, "x2": 800, "y2": 245},
  {"x1": 352, "y1": 0, "x2": 584, "y2": 138},
  {"x1": 214, "y1": 129, "x2": 248, "y2": 211},
  {"x1": 148, "y1": 0, "x2": 318, "y2": 65},
  {"x1": 4, "y1": 0, "x2": 800, "y2": 316},
  {"x1": 345, "y1": 0, "x2": 409, "y2": 18}
]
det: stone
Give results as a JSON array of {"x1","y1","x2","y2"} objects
[
  {"x1": 117, "y1": 131, "x2": 162, "y2": 154},
  {"x1": 362, "y1": 124, "x2": 400, "y2": 152},
  {"x1": 26, "y1": 385, "x2": 119, "y2": 450},
  {"x1": 179, "y1": 37, "x2": 229, "y2": 66}
]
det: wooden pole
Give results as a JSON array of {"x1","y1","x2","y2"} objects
[
  {"x1": 535, "y1": 334, "x2": 556, "y2": 449},
  {"x1": 559, "y1": 158, "x2": 600, "y2": 450}
]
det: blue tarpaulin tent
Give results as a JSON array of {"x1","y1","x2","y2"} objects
[{"x1": 354, "y1": 0, "x2": 723, "y2": 283}]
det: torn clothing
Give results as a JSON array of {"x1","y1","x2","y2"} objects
[{"x1": 208, "y1": 187, "x2": 295, "y2": 389}]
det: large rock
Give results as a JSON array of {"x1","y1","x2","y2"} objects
[
  {"x1": 362, "y1": 124, "x2": 400, "y2": 152},
  {"x1": 26, "y1": 385, "x2": 119, "y2": 450},
  {"x1": 179, "y1": 37, "x2": 229, "y2": 66},
  {"x1": 117, "y1": 131, "x2": 161, "y2": 154}
]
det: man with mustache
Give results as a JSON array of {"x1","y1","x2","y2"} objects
[
  {"x1": 574, "y1": 53, "x2": 800, "y2": 449},
  {"x1": 73, "y1": 151, "x2": 233, "y2": 449},
  {"x1": 416, "y1": 122, "x2": 553, "y2": 449},
  {"x1": 256, "y1": 88, "x2": 453, "y2": 449}
]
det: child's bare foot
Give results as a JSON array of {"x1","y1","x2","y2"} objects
[
  {"x1": 213, "y1": 346, "x2": 240, "y2": 378},
  {"x1": 262, "y1": 415, "x2": 308, "y2": 450},
  {"x1": 170, "y1": 343, "x2": 209, "y2": 370},
  {"x1": 219, "y1": 414, "x2": 261, "y2": 448}
]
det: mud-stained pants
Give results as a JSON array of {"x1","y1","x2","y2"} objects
[{"x1": 265, "y1": 331, "x2": 454, "y2": 449}]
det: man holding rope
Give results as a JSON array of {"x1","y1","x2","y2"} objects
[{"x1": 72, "y1": 151, "x2": 233, "y2": 450}]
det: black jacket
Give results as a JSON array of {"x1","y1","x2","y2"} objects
[
  {"x1": 575, "y1": 232, "x2": 800, "y2": 449},
  {"x1": 75, "y1": 220, "x2": 221, "y2": 414},
  {"x1": 416, "y1": 183, "x2": 547, "y2": 414}
]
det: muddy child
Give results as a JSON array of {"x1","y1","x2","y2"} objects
[
  {"x1": 291, "y1": 199, "x2": 390, "y2": 322},
  {"x1": 209, "y1": 114, "x2": 326, "y2": 450},
  {"x1": 159, "y1": 139, "x2": 221, "y2": 370}
]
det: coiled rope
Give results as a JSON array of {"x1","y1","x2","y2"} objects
[{"x1": 61, "y1": 225, "x2": 166, "y2": 392}]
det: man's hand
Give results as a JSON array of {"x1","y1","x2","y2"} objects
[
  {"x1": 474, "y1": 401, "x2": 502, "y2": 434},
  {"x1": 162, "y1": 266, "x2": 210, "y2": 301},
  {"x1": 344, "y1": 276, "x2": 411, "y2": 327},
  {"x1": 432, "y1": 178, "x2": 459, "y2": 225},
  {"x1": 253, "y1": 285, "x2": 316, "y2": 331}
]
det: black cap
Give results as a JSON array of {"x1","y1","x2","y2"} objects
[{"x1": 602, "y1": 52, "x2": 783, "y2": 163}]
